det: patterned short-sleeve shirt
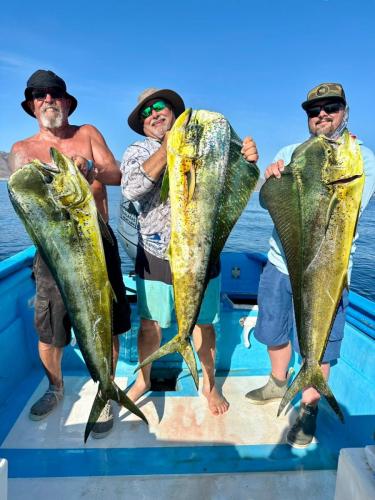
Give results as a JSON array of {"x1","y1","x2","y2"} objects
[{"x1": 120, "y1": 137, "x2": 171, "y2": 259}]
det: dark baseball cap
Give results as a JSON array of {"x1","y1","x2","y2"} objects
[
  {"x1": 302, "y1": 82, "x2": 346, "y2": 110},
  {"x1": 21, "y1": 69, "x2": 78, "y2": 117}
]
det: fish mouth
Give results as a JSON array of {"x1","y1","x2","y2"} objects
[
  {"x1": 31, "y1": 158, "x2": 59, "y2": 184},
  {"x1": 327, "y1": 174, "x2": 362, "y2": 185}
]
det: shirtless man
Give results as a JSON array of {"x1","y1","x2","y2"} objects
[{"x1": 9, "y1": 69, "x2": 130, "y2": 438}]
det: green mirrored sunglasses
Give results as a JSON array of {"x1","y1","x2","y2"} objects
[{"x1": 140, "y1": 100, "x2": 168, "y2": 119}]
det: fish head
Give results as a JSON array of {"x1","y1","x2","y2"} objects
[
  {"x1": 321, "y1": 130, "x2": 364, "y2": 186},
  {"x1": 168, "y1": 109, "x2": 229, "y2": 161},
  {"x1": 47, "y1": 147, "x2": 91, "y2": 208},
  {"x1": 9, "y1": 147, "x2": 90, "y2": 213}
]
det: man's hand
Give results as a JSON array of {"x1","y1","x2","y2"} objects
[
  {"x1": 264, "y1": 159, "x2": 284, "y2": 179},
  {"x1": 241, "y1": 137, "x2": 259, "y2": 163},
  {"x1": 72, "y1": 155, "x2": 97, "y2": 184}
]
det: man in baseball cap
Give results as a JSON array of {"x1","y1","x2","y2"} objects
[{"x1": 246, "y1": 82, "x2": 375, "y2": 448}]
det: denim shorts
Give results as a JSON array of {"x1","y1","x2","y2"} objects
[
  {"x1": 135, "y1": 247, "x2": 221, "y2": 328},
  {"x1": 254, "y1": 261, "x2": 348, "y2": 363}
]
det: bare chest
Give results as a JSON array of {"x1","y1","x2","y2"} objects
[{"x1": 22, "y1": 133, "x2": 93, "y2": 165}]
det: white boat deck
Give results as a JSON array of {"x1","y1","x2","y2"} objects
[{"x1": 3, "y1": 375, "x2": 337, "y2": 499}]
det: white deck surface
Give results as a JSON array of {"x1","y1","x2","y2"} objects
[
  {"x1": 2, "y1": 375, "x2": 302, "y2": 449},
  {"x1": 4, "y1": 375, "x2": 337, "y2": 500}
]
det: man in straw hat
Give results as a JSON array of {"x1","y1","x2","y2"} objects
[
  {"x1": 10, "y1": 69, "x2": 131, "y2": 438},
  {"x1": 121, "y1": 87, "x2": 258, "y2": 414},
  {"x1": 245, "y1": 82, "x2": 375, "y2": 447}
]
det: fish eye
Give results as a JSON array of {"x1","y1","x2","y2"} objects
[{"x1": 44, "y1": 173, "x2": 54, "y2": 184}]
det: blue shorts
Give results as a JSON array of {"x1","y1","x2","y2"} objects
[
  {"x1": 135, "y1": 247, "x2": 221, "y2": 329},
  {"x1": 254, "y1": 261, "x2": 348, "y2": 363}
]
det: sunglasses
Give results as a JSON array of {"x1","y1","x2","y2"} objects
[
  {"x1": 306, "y1": 102, "x2": 343, "y2": 118},
  {"x1": 31, "y1": 88, "x2": 66, "y2": 100},
  {"x1": 140, "y1": 100, "x2": 168, "y2": 119}
]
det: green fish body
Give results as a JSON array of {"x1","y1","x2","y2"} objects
[
  {"x1": 8, "y1": 148, "x2": 147, "y2": 441},
  {"x1": 260, "y1": 130, "x2": 364, "y2": 420},
  {"x1": 137, "y1": 109, "x2": 259, "y2": 387}
]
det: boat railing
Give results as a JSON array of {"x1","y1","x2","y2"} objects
[{"x1": 347, "y1": 291, "x2": 375, "y2": 340}]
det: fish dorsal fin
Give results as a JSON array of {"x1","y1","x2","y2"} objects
[
  {"x1": 260, "y1": 160, "x2": 303, "y2": 331},
  {"x1": 160, "y1": 167, "x2": 170, "y2": 203},
  {"x1": 210, "y1": 126, "x2": 259, "y2": 263}
]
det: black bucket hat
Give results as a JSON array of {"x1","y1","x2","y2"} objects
[
  {"x1": 21, "y1": 69, "x2": 78, "y2": 117},
  {"x1": 302, "y1": 82, "x2": 346, "y2": 110},
  {"x1": 128, "y1": 87, "x2": 185, "y2": 136}
]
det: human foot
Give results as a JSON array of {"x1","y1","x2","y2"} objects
[{"x1": 202, "y1": 385, "x2": 229, "y2": 415}]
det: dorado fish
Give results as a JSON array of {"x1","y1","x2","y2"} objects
[
  {"x1": 137, "y1": 109, "x2": 259, "y2": 387},
  {"x1": 260, "y1": 130, "x2": 364, "y2": 420},
  {"x1": 8, "y1": 148, "x2": 147, "y2": 441}
]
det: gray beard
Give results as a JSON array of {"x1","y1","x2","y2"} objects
[{"x1": 40, "y1": 109, "x2": 64, "y2": 129}]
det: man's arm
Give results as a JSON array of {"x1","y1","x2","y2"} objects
[
  {"x1": 141, "y1": 133, "x2": 168, "y2": 181},
  {"x1": 84, "y1": 125, "x2": 121, "y2": 185},
  {"x1": 120, "y1": 138, "x2": 167, "y2": 202}
]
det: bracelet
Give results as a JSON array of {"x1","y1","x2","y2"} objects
[{"x1": 87, "y1": 160, "x2": 94, "y2": 172}]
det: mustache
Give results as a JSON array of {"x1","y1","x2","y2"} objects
[
  {"x1": 41, "y1": 105, "x2": 60, "y2": 112},
  {"x1": 317, "y1": 117, "x2": 333, "y2": 124},
  {"x1": 150, "y1": 115, "x2": 166, "y2": 126}
]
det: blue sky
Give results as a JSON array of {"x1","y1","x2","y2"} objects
[{"x1": 1, "y1": 0, "x2": 375, "y2": 170}]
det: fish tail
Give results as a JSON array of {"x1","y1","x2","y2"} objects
[
  {"x1": 277, "y1": 362, "x2": 344, "y2": 422},
  {"x1": 84, "y1": 389, "x2": 107, "y2": 443},
  {"x1": 84, "y1": 382, "x2": 148, "y2": 442},
  {"x1": 135, "y1": 337, "x2": 199, "y2": 390},
  {"x1": 109, "y1": 380, "x2": 148, "y2": 423}
]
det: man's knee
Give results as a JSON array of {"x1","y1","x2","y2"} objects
[
  {"x1": 195, "y1": 323, "x2": 215, "y2": 334},
  {"x1": 140, "y1": 319, "x2": 161, "y2": 337}
]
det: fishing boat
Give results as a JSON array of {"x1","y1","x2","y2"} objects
[{"x1": 0, "y1": 247, "x2": 374, "y2": 499}]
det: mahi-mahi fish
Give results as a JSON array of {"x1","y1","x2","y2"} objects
[
  {"x1": 8, "y1": 148, "x2": 147, "y2": 441},
  {"x1": 260, "y1": 130, "x2": 364, "y2": 421},
  {"x1": 136, "y1": 109, "x2": 259, "y2": 387}
]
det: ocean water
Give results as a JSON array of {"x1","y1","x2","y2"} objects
[{"x1": 1, "y1": 181, "x2": 374, "y2": 301}]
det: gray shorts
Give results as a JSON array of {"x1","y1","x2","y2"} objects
[
  {"x1": 33, "y1": 253, "x2": 72, "y2": 347},
  {"x1": 32, "y1": 225, "x2": 131, "y2": 347}
]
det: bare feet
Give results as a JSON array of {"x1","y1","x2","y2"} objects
[
  {"x1": 202, "y1": 385, "x2": 229, "y2": 415},
  {"x1": 126, "y1": 380, "x2": 151, "y2": 403}
]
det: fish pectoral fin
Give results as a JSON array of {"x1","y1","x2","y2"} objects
[
  {"x1": 135, "y1": 336, "x2": 199, "y2": 389},
  {"x1": 325, "y1": 192, "x2": 339, "y2": 234},
  {"x1": 186, "y1": 165, "x2": 196, "y2": 202},
  {"x1": 106, "y1": 280, "x2": 117, "y2": 303},
  {"x1": 160, "y1": 168, "x2": 170, "y2": 203},
  {"x1": 278, "y1": 362, "x2": 344, "y2": 422},
  {"x1": 98, "y1": 214, "x2": 114, "y2": 245}
]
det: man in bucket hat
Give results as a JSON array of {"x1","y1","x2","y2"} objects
[
  {"x1": 10, "y1": 69, "x2": 131, "y2": 438},
  {"x1": 245, "y1": 82, "x2": 375, "y2": 447},
  {"x1": 121, "y1": 87, "x2": 258, "y2": 415}
]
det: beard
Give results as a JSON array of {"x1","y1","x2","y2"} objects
[
  {"x1": 40, "y1": 106, "x2": 64, "y2": 129},
  {"x1": 149, "y1": 117, "x2": 171, "y2": 140}
]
